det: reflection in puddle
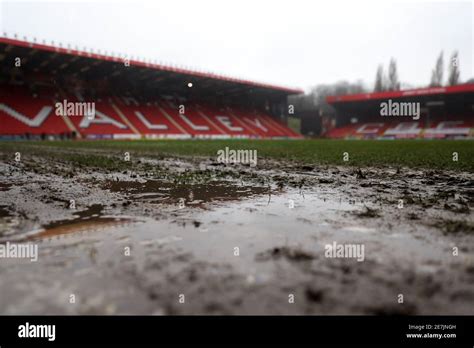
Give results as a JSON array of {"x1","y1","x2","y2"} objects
[
  {"x1": 4, "y1": 204, "x2": 133, "y2": 242},
  {"x1": 30, "y1": 204, "x2": 133, "y2": 241},
  {"x1": 0, "y1": 183, "x2": 11, "y2": 191},
  {"x1": 29, "y1": 216, "x2": 132, "y2": 241},
  {"x1": 104, "y1": 180, "x2": 271, "y2": 207},
  {"x1": 44, "y1": 204, "x2": 106, "y2": 230},
  {"x1": 0, "y1": 206, "x2": 19, "y2": 240},
  {"x1": 0, "y1": 205, "x2": 12, "y2": 218}
]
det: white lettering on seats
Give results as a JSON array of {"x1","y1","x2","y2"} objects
[
  {"x1": 79, "y1": 110, "x2": 127, "y2": 129},
  {"x1": 356, "y1": 123, "x2": 384, "y2": 134},
  {"x1": 179, "y1": 114, "x2": 209, "y2": 131},
  {"x1": 244, "y1": 117, "x2": 268, "y2": 132},
  {"x1": 0, "y1": 104, "x2": 52, "y2": 127},
  {"x1": 426, "y1": 121, "x2": 470, "y2": 135},
  {"x1": 216, "y1": 115, "x2": 243, "y2": 132},
  {"x1": 135, "y1": 111, "x2": 168, "y2": 130},
  {"x1": 384, "y1": 122, "x2": 421, "y2": 135}
]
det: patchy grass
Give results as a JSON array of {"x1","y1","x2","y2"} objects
[
  {"x1": 59, "y1": 153, "x2": 130, "y2": 170},
  {"x1": 0, "y1": 139, "x2": 473, "y2": 171}
]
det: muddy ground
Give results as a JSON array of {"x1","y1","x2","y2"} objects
[{"x1": 0, "y1": 146, "x2": 473, "y2": 315}]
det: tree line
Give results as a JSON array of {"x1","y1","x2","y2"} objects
[
  {"x1": 289, "y1": 50, "x2": 468, "y2": 113},
  {"x1": 374, "y1": 51, "x2": 461, "y2": 92}
]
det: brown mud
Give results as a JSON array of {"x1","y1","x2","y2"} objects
[{"x1": 0, "y1": 149, "x2": 473, "y2": 314}]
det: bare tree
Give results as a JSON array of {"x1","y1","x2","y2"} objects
[
  {"x1": 447, "y1": 51, "x2": 460, "y2": 86},
  {"x1": 430, "y1": 51, "x2": 444, "y2": 87},
  {"x1": 309, "y1": 81, "x2": 367, "y2": 113},
  {"x1": 388, "y1": 58, "x2": 400, "y2": 91},
  {"x1": 289, "y1": 81, "x2": 367, "y2": 114},
  {"x1": 374, "y1": 65, "x2": 384, "y2": 92}
]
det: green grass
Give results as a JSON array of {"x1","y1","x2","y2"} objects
[{"x1": 0, "y1": 139, "x2": 473, "y2": 171}]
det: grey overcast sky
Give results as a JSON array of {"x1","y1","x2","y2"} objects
[{"x1": 1, "y1": 0, "x2": 472, "y2": 91}]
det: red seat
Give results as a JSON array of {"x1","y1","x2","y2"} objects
[{"x1": 0, "y1": 85, "x2": 302, "y2": 139}]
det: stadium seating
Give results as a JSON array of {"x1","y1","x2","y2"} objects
[
  {"x1": 324, "y1": 117, "x2": 474, "y2": 139},
  {"x1": 0, "y1": 92, "x2": 70, "y2": 136},
  {"x1": 0, "y1": 85, "x2": 300, "y2": 139}
]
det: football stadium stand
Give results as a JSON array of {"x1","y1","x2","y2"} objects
[
  {"x1": 0, "y1": 36, "x2": 303, "y2": 140},
  {"x1": 324, "y1": 118, "x2": 474, "y2": 139},
  {"x1": 324, "y1": 85, "x2": 474, "y2": 139}
]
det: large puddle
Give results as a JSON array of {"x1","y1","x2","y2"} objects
[
  {"x1": 103, "y1": 179, "x2": 271, "y2": 207},
  {"x1": 3, "y1": 180, "x2": 273, "y2": 242}
]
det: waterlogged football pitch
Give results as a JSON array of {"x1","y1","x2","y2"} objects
[{"x1": 0, "y1": 139, "x2": 473, "y2": 314}]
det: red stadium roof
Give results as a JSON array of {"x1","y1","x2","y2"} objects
[
  {"x1": 0, "y1": 37, "x2": 303, "y2": 95},
  {"x1": 326, "y1": 84, "x2": 474, "y2": 104}
]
